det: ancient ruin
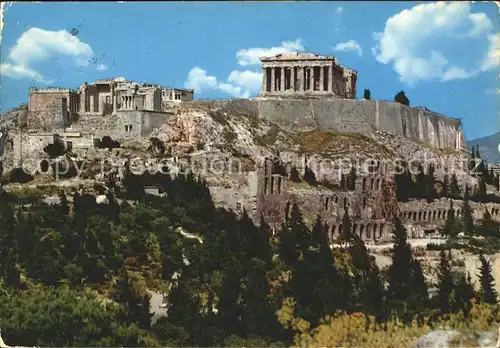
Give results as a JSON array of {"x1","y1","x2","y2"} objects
[{"x1": 259, "y1": 52, "x2": 357, "y2": 99}]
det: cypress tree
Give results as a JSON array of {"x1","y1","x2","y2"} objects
[
  {"x1": 461, "y1": 184, "x2": 474, "y2": 236},
  {"x1": 476, "y1": 144, "x2": 481, "y2": 159},
  {"x1": 436, "y1": 250, "x2": 454, "y2": 314},
  {"x1": 478, "y1": 254, "x2": 498, "y2": 304},
  {"x1": 425, "y1": 164, "x2": 437, "y2": 202},
  {"x1": 450, "y1": 174, "x2": 461, "y2": 199},
  {"x1": 0, "y1": 203, "x2": 20, "y2": 287},
  {"x1": 387, "y1": 218, "x2": 428, "y2": 322},
  {"x1": 442, "y1": 174, "x2": 450, "y2": 198},
  {"x1": 289, "y1": 166, "x2": 301, "y2": 182},
  {"x1": 476, "y1": 178, "x2": 487, "y2": 202},
  {"x1": 339, "y1": 206, "x2": 353, "y2": 246},
  {"x1": 443, "y1": 200, "x2": 459, "y2": 238},
  {"x1": 303, "y1": 166, "x2": 317, "y2": 186},
  {"x1": 452, "y1": 272, "x2": 476, "y2": 317}
]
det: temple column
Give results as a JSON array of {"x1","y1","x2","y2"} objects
[
  {"x1": 80, "y1": 88, "x2": 86, "y2": 113},
  {"x1": 89, "y1": 94, "x2": 95, "y2": 113},
  {"x1": 111, "y1": 84, "x2": 117, "y2": 113},
  {"x1": 290, "y1": 66, "x2": 295, "y2": 91},
  {"x1": 309, "y1": 66, "x2": 314, "y2": 91},
  {"x1": 280, "y1": 67, "x2": 285, "y2": 92},
  {"x1": 300, "y1": 67, "x2": 305, "y2": 91},
  {"x1": 328, "y1": 66, "x2": 333, "y2": 92},
  {"x1": 262, "y1": 68, "x2": 267, "y2": 93},
  {"x1": 320, "y1": 66, "x2": 325, "y2": 91},
  {"x1": 271, "y1": 67, "x2": 276, "y2": 92}
]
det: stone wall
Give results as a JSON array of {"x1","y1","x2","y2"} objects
[
  {"x1": 115, "y1": 110, "x2": 172, "y2": 140},
  {"x1": 256, "y1": 98, "x2": 465, "y2": 151}
]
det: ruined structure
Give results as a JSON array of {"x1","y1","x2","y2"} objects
[
  {"x1": 28, "y1": 88, "x2": 79, "y2": 129},
  {"x1": 161, "y1": 87, "x2": 194, "y2": 102},
  {"x1": 78, "y1": 77, "x2": 162, "y2": 114},
  {"x1": 259, "y1": 52, "x2": 357, "y2": 99}
]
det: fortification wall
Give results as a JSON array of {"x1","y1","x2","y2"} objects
[
  {"x1": 254, "y1": 98, "x2": 465, "y2": 151},
  {"x1": 115, "y1": 110, "x2": 172, "y2": 140}
]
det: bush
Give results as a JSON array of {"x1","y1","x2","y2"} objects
[{"x1": 96, "y1": 136, "x2": 120, "y2": 149}]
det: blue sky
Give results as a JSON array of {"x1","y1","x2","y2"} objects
[{"x1": 0, "y1": 1, "x2": 498, "y2": 140}]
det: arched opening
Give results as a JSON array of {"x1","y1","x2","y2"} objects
[
  {"x1": 359, "y1": 224, "x2": 365, "y2": 238},
  {"x1": 353, "y1": 224, "x2": 358, "y2": 235},
  {"x1": 373, "y1": 224, "x2": 378, "y2": 239},
  {"x1": 423, "y1": 211, "x2": 427, "y2": 220},
  {"x1": 362, "y1": 177, "x2": 367, "y2": 190},
  {"x1": 433, "y1": 211, "x2": 437, "y2": 220},
  {"x1": 366, "y1": 224, "x2": 372, "y2": 239},
  {"x1": 413, "y1": 211, "x2": 417, "y2": 221},
  {"x1": 379, "y1": 224, "x2": 384, "y2": 238},
  {"x1": 418, "y1": 211, "x2": 422, "y2": 221}
]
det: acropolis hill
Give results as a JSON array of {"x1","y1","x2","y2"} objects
[{"x1": 1, "y1": 51, "x2": 498, "y2": 246}]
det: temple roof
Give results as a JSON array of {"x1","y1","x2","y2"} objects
[{"x1": 260, "y1": 52, "x2": 335, "y2": 61}]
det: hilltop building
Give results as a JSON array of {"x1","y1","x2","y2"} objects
[{"x1": 259, "y1": 52, "x2": 357, "y2": 99}]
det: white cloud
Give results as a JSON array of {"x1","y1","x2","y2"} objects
[
  {"x1": 335, "y1": 6, "x2": 343, "y2": 15},
  {"x1": 96, "y1": 64, "x2": 108, "y2": 71},
  {"x1": 333, "y1": 40, "x2": 363, "y2": 56},
  {"x1": 184, "y1": 67, "x2": 218, "y2": 92},
  {"x1": 184, "y1": 67, "x2": 262, "y2": 98},
  {"x1": 186, "y1": 40, "x2": 304, "y2": 98},
  {"x1": 236, "y1": 39, "x2": 304, "y2": 66},
  {"x1": 0, "y1": 62, "x2": 52, "y2": 84},
  {"x1": 2, "y1": 27, "x2": 94, "y2": 83},
  {"x1": 372, "y1": 2, "x2": 499, "y2": 84}
]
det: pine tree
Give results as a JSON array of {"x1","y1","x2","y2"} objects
[
  {"x1": 452, "y1": 272, "x2": 476, "y2": 317},
  {"x1": 442, "y1": 200, "x2": 459, "y2": 238},
  {"x1": 478, "y1": 254, "x2": 498, "y2": 304},
  {"x1": 425, "y1": 164, "x2": 437, "y2": 202},
  {"x1": 364, "y1": 89, "x2": 371, "y2": 100},
  {"x1": 347, "y1": 233, "x2": 386, "y2": 318},
  {"x1": 442, "y1": 174, "x2": 450, "y2": 198},
  {"x1": 348, "y1": 166, "x2": 357, "y2": 191},
  {"x1": 436, "y1": 250, "x2": 454, "y2": 314},
  {"x1": 450, "y1": 174, "x2": 461, "y2": 199},
  {"x1": 0, "y1": 203, "x2": 20, "y2": 287},
  {"x1": 462, "y1": 184, "x2": 474, "y2": 236},
  {"x1": 116, "y1": 265, "x2": 152, "y2": 329},
  {"x1": 478, "y1": 209, "x2": 500, "y2": 237},
  {"x1": 289, "y1": 166, "x2": 301, "y2": 182},
  {"x1": 475, "y1": 178, "x2": 487, "y2": 202},
  {"x1": 387, "y1": 218, "x2": 428, "y2": 322},
  {"x1": 339, "y1": 206, "x2": 353, "y2": 246},
  {"x1": 303, "y1": 166, "x2": 317, "y2": 186},
  {"x1": 414, "y1": 164, "x2": 427, "y2": 199}
]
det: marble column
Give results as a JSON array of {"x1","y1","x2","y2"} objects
[
  {"x1": 280, "y1": 67, "x2": 285, "y2": 92},
  {"x1": 89, "y1": 94, "x2": 95, "y2": 113},
  {"x1": 299, "y1": 67, "x2": 305, "y2": 91},
  {"x1": 290, "y1": 66, "x2": 295, "y2": 91},
  {"x1": 80, "y1": 89, "x2": 86, "y2": 113},
  {"x1": 309, "y1": 67, "x2": 315, "y2": 91},
  {"x1": 271, "y1": 67, "x2": 276, "y2": 92},
  {"x1": 319, "y1": 66, "x2": 325, "y2": 91},
  {"x1": 262, "y1": 68, "x2": 267, "y2": 92},
  {"x1": 328, "y1": 66, "x2": 333, "y2": 92},
  {"x1": 111, "y1": 85, "x2": 117, "y2": 113}
]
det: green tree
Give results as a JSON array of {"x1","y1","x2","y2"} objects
[
  {"x1": 387, "y1": 218, "x2": 428, "y2": 322},
  {"x1": 0, "y1": 203, "x2": 20, "y2": 287},
  {"x1": 303, "y1": 166, "x2": 317, "y2": 186},
  {"x1": 441, "y1": 174, "x2": 450, "y2": 198},
  {"x1": 289, "y1": 166, "x2": 301, "y2": 182},
  {"x1": 442, "y1": 200, "x2": 459, "y2": 238},
  {"x1": 478, "y1": 254, "x2": 498, "y2": 305},
  {"x1": 339, "y1": 206, "x2": 353, "y2": 246},
  {"x1": 364, "y1": 89, "x2": 371, "y2": 100},
  {"x1": 461, "y1": 184, "x2": 474, "y2": 236},
  {"x1": 450, "y1": 174, "x2": 461, "y2": 199},
  {"x1": 436, "y1": 250, "x2": 454, "y2": 314},
  {"x1": 394, "y1": 90, "x2": 410, "y2": 106},
  {"x1": 116, "y1": 265, "x2": 152, "y2": 330}
]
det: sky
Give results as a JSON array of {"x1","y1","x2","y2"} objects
[{"x1": 0, "y1": 1, "x2": 498, "y2": 141}]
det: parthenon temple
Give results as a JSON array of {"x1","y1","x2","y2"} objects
[{"x1": 259, "y1": 52, "x2": 357, "y2": 99}]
